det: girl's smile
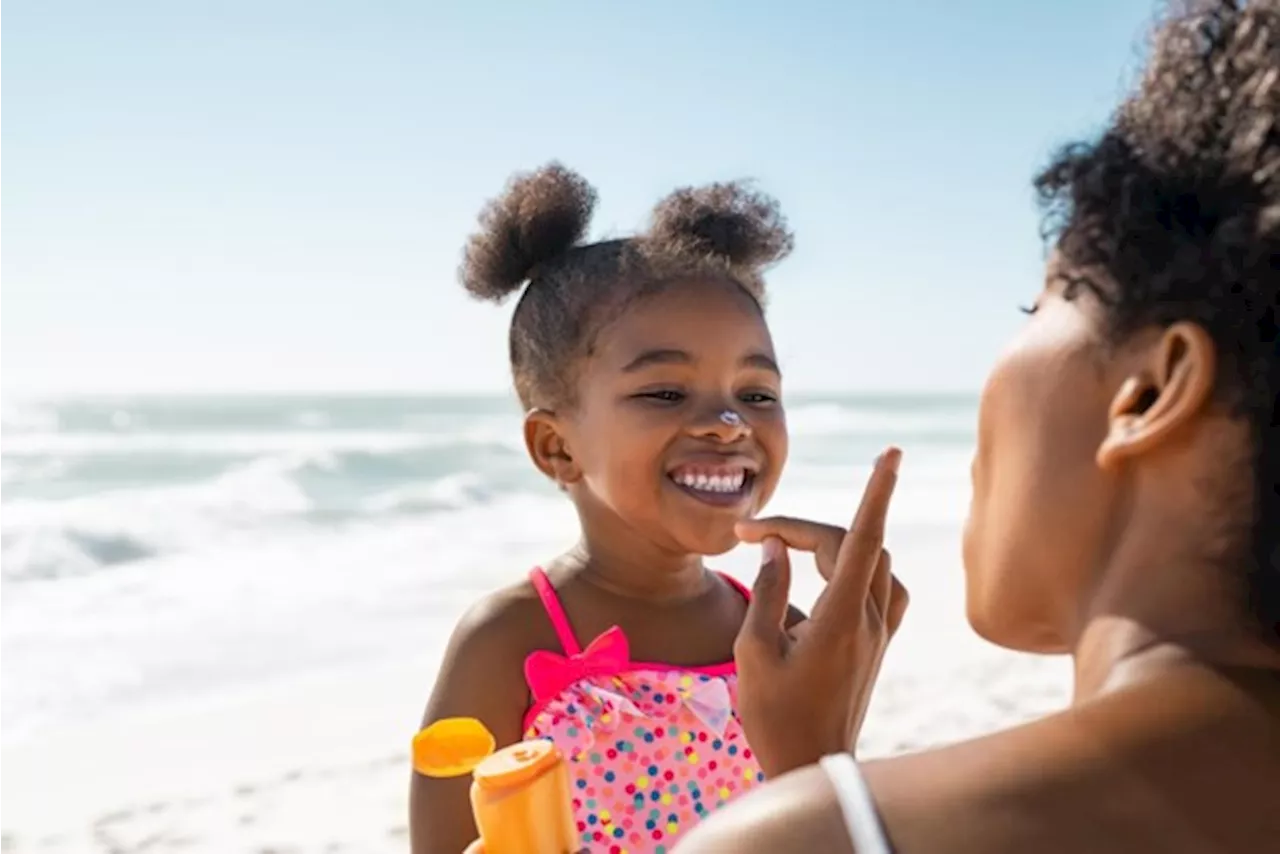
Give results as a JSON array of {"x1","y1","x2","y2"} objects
[{"x1": 667, "y1": 454, "x2": 760, "y2": 508}]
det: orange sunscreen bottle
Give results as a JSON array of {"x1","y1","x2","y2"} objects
[{"x1": 414, "y1": 717, "x2": 578, "y2": 854}]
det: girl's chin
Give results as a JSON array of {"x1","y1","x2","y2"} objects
[{"x1": 687, "y1": 532, "x2": 741, "y2": 558}]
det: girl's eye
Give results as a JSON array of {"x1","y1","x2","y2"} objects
[
  {"x1": 640, "y1": 390, "x2": 685, "y2": 403},
  {"x1": 740, "y1": 391, "x2": 779, "y2": 406},
  {"x1": 1019, "y1": 303, "x2": 1040, "y2": 316}
]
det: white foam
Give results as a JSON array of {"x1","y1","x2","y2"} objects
[
  {"x1": 359, "y1": 471, "x2": 494, "y2": 513},
  {"x1": 1, "y1": 400, "x2": 63, "y2": 433},
  {"x1": 2, "y1": 455, "x2": 317, "y2": 580},
  {"x1": 0, "y1": 428, "x2": 525, "y2": 457},
  {"x1": 1, "y1": 488, "x2": 578, "y2": 736}
]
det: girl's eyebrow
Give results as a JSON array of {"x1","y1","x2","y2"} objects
[
  {"x1": 621, "y1": 348, "x2": 781, "y2": 376},
  {"x1": 743, "y1": 353, "x2": 782, "y2": 376}
]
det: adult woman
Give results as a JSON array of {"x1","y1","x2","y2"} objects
[{"x1": 678, "y1": 1, "x2": 1280, "y2": 851}]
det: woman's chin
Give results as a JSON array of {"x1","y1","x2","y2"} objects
[{"x1": 966, "y1": 593, "x2": 1070, "y2": 654}]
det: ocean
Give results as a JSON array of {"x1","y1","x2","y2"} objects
[{"x1": 1, "y1": 392, "x2": 983, "y2": 745}]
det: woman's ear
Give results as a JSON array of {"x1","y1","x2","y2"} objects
[
  {"x1": 1097, "y1": 322, "x2": 1217, "y2": 470},
  {"x1": 524, "y1": 409, "x2": 582, "y2": 487}
]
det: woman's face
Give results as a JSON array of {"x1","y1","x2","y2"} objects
[{"x1": 963, "y1": 267, "x2": 1126, "y2": 652}]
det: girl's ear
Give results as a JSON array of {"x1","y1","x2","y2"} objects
[{"x1": 524, "y1": 409, "x2": 582, "y2": 487}]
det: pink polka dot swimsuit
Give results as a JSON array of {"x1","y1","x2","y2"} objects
[{"x1": 521, "y1": 568, "x2": 765, "y2": 854}]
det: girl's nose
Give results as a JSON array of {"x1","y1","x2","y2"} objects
[{"x1": 691, "y1": 406, "x2": 752, "y2": 442}]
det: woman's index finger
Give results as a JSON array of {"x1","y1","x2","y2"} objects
[
  {"x1": 841, "y1": 448, "x2": 901, "y2": 559},
  {"x1": 809, "y1": 449, "x2": 902, "y2": 632},
  {"x1": 736, "y1": 517, "x2": 844, "y2": 554}
]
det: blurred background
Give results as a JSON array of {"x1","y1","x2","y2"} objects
[{"x1": 4, "y1": 1, "x2": 1153, "y2": 851}]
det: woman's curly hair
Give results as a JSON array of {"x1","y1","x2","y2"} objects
[
  {"x1": 458, "y1": 163, "x2": 793, "y2": 411},
  {"x1": 1035, "y1": 0, "x2": 1280, "y2": 637}
]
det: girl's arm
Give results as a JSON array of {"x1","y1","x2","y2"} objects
[{"x1": 410, "y1": 594, "x2": 535, "y2": 854}]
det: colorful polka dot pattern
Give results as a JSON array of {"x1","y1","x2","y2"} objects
[{"x1": 525, "y1": 668, "x2": 764, "y2": 853}]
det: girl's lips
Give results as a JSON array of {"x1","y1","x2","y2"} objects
[
  {"x1": 667, "y1": 470, "x2": 757, "y2": 508},
  {"x1": 667, "y1": 454, "x2": 759, "y2": 479},
  {"x1": 669, "y1": 466, "x2": 750, "y2": 493}
]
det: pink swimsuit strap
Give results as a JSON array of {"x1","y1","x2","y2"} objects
[
  {"x1": 528, "y1": 566, "x2": 584, "y2": 655},
  {"x1": 522, "y1": 568, "x2": 761, "y2": 852},
  {"x1": 522, "y1": 567, "x2": 751, "y2": 709},
  {"x1": 526, "y1": 567, "x2": 751, "y2": 658}
]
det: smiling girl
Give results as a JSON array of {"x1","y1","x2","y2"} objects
[{"x1": 410, "y1": 164, "x2": 806, "y2": 854}]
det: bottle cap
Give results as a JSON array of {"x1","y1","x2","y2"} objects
[
  {"x1": 473, "y1": 739, "x2": 561, "y2": 791},
  {"x1": 412, "y1": 717, "x2": 496, "y2": 778}
]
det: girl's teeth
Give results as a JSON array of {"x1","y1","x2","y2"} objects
[{"x1": 674, "y1": 471, "x2": 748, "y2": 493}]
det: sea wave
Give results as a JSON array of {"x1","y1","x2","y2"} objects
[
  {"x1": 1, "y1": 398, "x2": 978, "y2": 584},
  {"x1": 2, "y1": 455, "x2": 316, "y2": 582},
  {"x1": 0, "y1": 428, "x2": 526, "y2": 457},
  {"x1": 359, "y1": 472, "x2": 496, "y2": 514},
  {"x1": 0, "y1": 443, "x2": 538, "y2": 584},
  {"x1": 1, "y1": 401, "x2": 62, "y2": 433},
  {"x1": 1, "y1": 394, "x2": 979, "y2": 736}
]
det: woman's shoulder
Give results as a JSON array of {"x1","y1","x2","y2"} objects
[
  {"x1": 680, "y1": 666, "x2": 1280, "y2": 853},
  {"x1": 863, "y1": 665, "x2": 1280, "y2": 853},
  {"x1": 675, "y1": 758, "x2": 857, "y2": 853}
]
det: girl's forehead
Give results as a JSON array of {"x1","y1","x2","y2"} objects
[
  {"x1": 592, "y1": 283, "x2": 776, "y2": 371},
  {"x1": 619, "y1": 279, "x2": 766, "y2": 330}
]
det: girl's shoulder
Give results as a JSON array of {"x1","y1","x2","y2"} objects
[
  {"x1": 443, "y1": 576, "x2": 564, "y2": 671},
  {"x1": 420, "y1": 576, "x2": 566, "y2": 747}
]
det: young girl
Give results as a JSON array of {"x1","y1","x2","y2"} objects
[{"x1": 410, "y1": 163, "x2": 803, "y2": 854}]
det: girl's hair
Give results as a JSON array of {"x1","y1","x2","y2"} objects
[
  {"x1": 458, "y1": 164, "x2": 794, "y2": 410},
  {"x1": 1034, "y1": 0, "x2": 1280, "y2": 638}
]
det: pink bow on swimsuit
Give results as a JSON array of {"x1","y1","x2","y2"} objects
[
  {"x1": 525, "y1": 625, "x2": 631, "y2": 702},
  {"x1": 677, "y1": 677, "x2": 733, "y2": 736}
]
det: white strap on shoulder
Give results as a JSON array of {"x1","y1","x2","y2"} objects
[{"x1": 819, "y1": 753, "x2": 893, "y2": 854}]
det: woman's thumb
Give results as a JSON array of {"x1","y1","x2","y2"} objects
[{"x1": 744, "y1": 536, "x2": 791, "y2": 642}]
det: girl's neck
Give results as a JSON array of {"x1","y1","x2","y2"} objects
[{"x1": 564, "y1": 534, "x2": 713, "y2": 603}]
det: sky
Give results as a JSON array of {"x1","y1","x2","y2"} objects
[{"x1": 3, "y1": 0, "x2": 1159, "y2": 396}]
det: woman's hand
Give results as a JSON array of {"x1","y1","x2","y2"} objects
[{"x1": 731, "y1": 448, "x2": 909, "y2": 778}]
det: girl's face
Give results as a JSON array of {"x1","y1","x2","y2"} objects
[{"x1": 560, "y1": 280, "x2": 788, "y2": 557}]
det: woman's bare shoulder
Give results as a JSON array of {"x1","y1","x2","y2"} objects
[
  {"x1": 868, "y1": 666, "x2": 1280, "y2": 852},
  {"x1": 675, "y1": 762, "x2": 855, "y2": 854},
  {"x1": 680, "y1": 666, "x2": 1280, "y2": 854},
  {"x1": 676, "y1": 722, "x2": 1092, "y2": 854}
]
